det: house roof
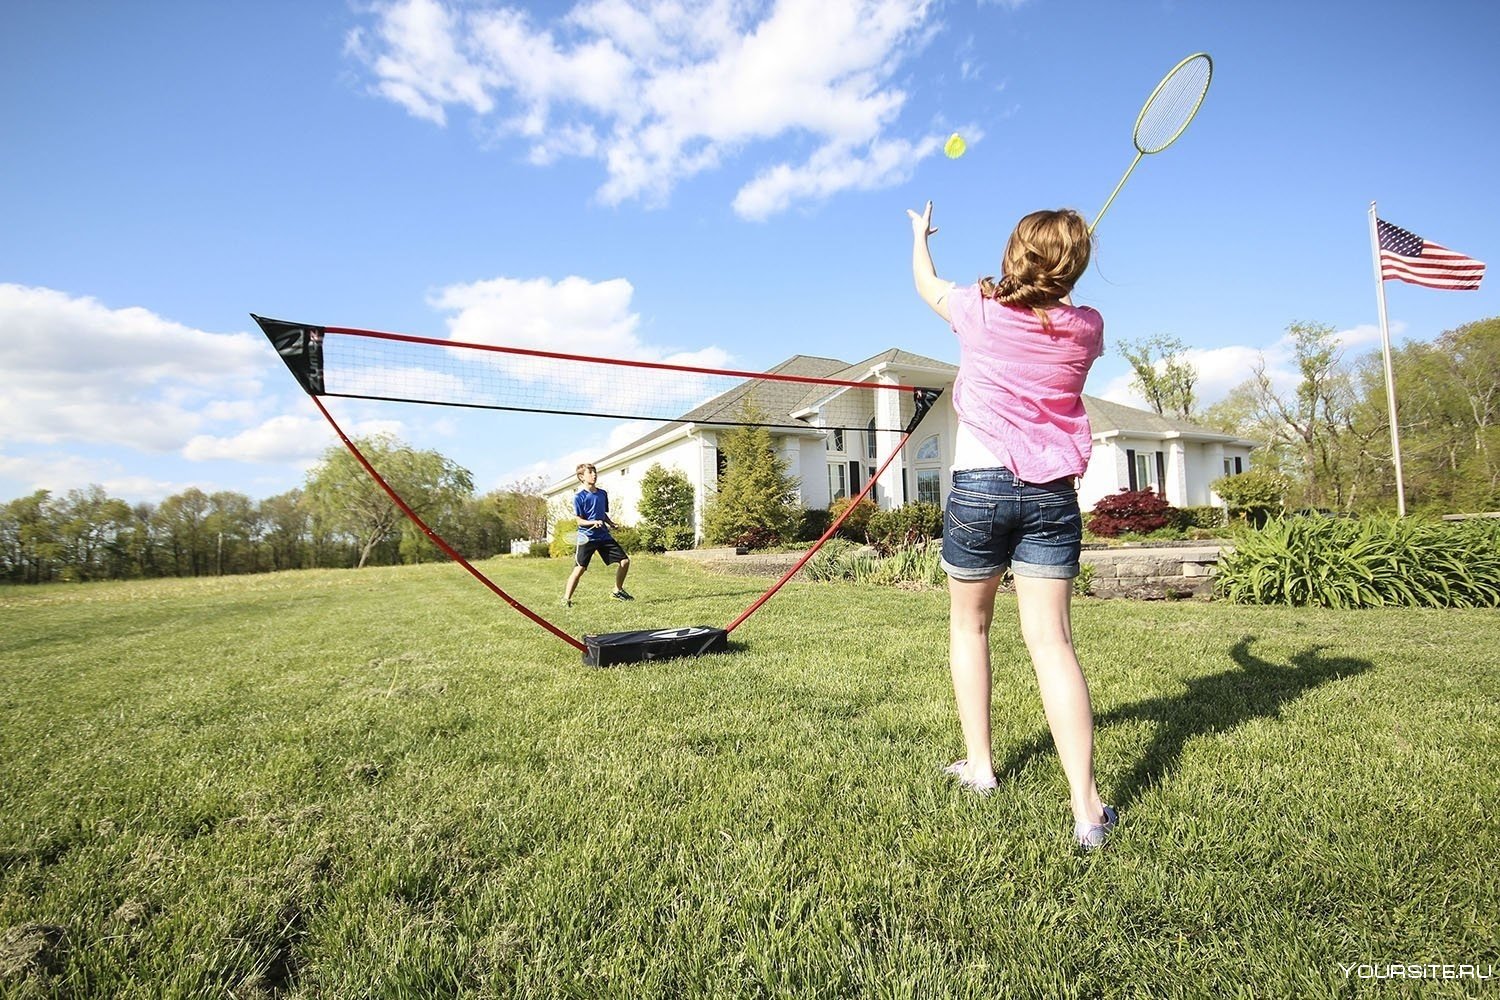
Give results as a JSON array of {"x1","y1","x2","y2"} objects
[
  {"x1": 554, "y1": 350, "x2": 1251, "y2": 491},
  {"x1": 580, "y1": 354, "x2": 850, "y2": 475},
  {"x1": 1081, "y1": 395, "x2": 1252, "y2": 443}
]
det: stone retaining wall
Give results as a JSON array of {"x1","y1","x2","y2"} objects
[
  {"x1": 668, "y1": 542, "x2": 1233, "y2": 598},
  {"x1": 1081, "y1": 544, "x2": 1228, "y2": 600}
]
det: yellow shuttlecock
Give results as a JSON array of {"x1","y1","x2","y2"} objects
[{"x1": 944, "y1": 132, "x2": 967, "y2": 159}]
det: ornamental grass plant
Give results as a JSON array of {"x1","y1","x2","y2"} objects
[{"x1": 1215, "y1": 515, "x2": 1500, "y2": 608}]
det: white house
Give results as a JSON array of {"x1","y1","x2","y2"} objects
[{"x1": 543, "y1": 348, "x2": 1255, "y2": 538}]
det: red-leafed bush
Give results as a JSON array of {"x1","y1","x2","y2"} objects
[{"x1": 1087, "y1": 489, "x2": 1177, "y2": 537}]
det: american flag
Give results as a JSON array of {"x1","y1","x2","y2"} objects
[{"x1": 1377, "y1": 218, "x2": 1486, "y2": 290}]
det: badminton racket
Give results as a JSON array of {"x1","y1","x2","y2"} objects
[{"x1": 1090, "y1": 52, "x2": 1213, "y2": 234}]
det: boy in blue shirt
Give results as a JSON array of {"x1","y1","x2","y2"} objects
[{"x1": 562, "y1": 462, "x2": 633, "y2": 607}]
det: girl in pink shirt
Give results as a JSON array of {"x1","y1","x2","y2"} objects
[{"x1": 906, "y1": 201, "x2": 1116, "y2": 850}]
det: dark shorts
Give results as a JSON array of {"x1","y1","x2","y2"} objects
[
  {"x1": 940, "y1": 468, "x2": 1083, "y2": 581},
  {"x1": 575, "y1": 537, "x2": 629, "y2": 569}
]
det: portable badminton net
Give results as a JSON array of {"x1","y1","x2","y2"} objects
[{"x1": 255, "y1": 315, "x2": 940, "y2": 665}]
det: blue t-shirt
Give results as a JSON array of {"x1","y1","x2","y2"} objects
[{"x1": 574, "y1": 488, "x2": 612, "y2": 542}]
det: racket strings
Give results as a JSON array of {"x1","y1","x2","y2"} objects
[{"x1": 1134, "y1": 56, "x2": 1211, "y2": 153}]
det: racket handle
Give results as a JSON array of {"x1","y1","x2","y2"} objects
[{"x1": 1090, "y1": 150, "x2": 1144, "y2": 235}]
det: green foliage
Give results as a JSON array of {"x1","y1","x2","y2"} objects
[
  {"x1": 866, "y1": 501, "x2": 941, "y2": 554},
  {"x1": 637, "y1": 464, "x2": 696, "y2": 551},
  {"x1": 304, "y1": 433, "x2": 473, "y2": 568},
  {"x1": 1212, "y1": 468, "x2": 1293, "y2": 527},
  {"x1": 1202, "y1": 315, "x2": 1500, "y2": 515},
  {"x1": 609, "y1": 524, "x2": 642, "y2": 552},
  {"x1": 550, "y1": 517, "x2": 578, "y2": 558},
  {"x1": 1176, "y1": 505, "x2": 1226, "y2": 531},
  {"x1": 1087, "y1": 489, "x2": 1177, "y2": 537},
  {"x1": 1216, "y1": 516, "x2": 1500, "y2": 608},
  {"x1": 828, "y1": 496, "x2": 877, "y2": 542},
  {"x1": 804, "y1": 539, "x2": 945, "y2": 588},
  {"x1": 795, "y1": 507, "x2": 832, "y2": 542},
  {"x1": 1119, "y1": 334, "x2": 1197, "y2": 419},
  {"x1": 639, "y1": 520, "x2": 697, "y2": 553},
  {"x1": 1074, "y1": 562, "x2": 1096, "y2": 597},
  {"x1": 549, "y1": 517, "x2": 637, "y2": 555},
  {"x1": 526, "y1": 541, "x2": 551, "y2": 557},
  {"x1": 803, "y1": 537, "x2": 867, "y2": 581},
  {"x1": 700, "y1": 412, "x2": 799, "y2": 548}
]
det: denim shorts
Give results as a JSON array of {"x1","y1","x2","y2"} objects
[{"x1": 940, "y1": 468, "x2": 1083, "y2": 581}]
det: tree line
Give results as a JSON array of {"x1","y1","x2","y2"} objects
[
  {"x1": 1, "y1": 435, "x2": 551, "y2": 584},
  {"x1": 1121, "y1": 315, "x2": 1499, "y2": 514}
]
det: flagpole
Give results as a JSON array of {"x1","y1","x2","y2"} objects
[{"x1": 1368, "y1": 201, "x2": 1407, "y2": 517}]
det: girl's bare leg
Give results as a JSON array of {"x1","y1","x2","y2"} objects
[
  {"x1": 1012, "y1": 575, "x2": 1106, "y2": 826},
  {"x1": 947, "y1": 574, "x2": 1003, "y2": 782}
]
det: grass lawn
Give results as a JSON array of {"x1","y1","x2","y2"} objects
[{"x1": 1, "y1": 555, "x2": 1496, "y2": 998}]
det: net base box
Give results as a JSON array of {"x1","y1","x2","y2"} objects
[{"x1": 583, "y1": 626, "x2": 729, "y2": 667}]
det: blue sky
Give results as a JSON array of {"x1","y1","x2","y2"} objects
[{"x1": 3, "y1": 0, "x2": 1497, "y2": 505}]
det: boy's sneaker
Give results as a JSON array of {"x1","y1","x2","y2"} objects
[
  {"x1": 561, "y1": 598, "x2": 572, "y2": 608},
  {"x1": 1074, "y1": 805, "x2": 1118, "y2": 850},
  {"x1": 610, "y1": 589, "x2": 634, "y2": 601}
]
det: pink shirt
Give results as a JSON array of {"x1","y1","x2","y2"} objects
[{"x1": 947, "y1": 284, "x2": 1105, "y2": 483}]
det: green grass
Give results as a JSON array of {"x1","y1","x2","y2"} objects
[{"x1": 1, "y1": 556, "x2": 1496, "y2": 998}]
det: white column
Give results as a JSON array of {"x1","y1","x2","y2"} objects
[
  {"x1": 875, "y1": 376, "x2": 904, "y2": 509},
  {"x1": 1169, "y1": 441, "x2": 1188, "y2": 505}
]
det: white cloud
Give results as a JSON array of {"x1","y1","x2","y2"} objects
[
  {"x1": 425, "y1": 273, "x2": 732, "y2": 413},
  {"x1": 423, "y1": 270, "x2": 714, "y2": 367},
  {"x1": 183, "y1": 414, "x2": 333, "y2": 463},
  {"x1": 0, "y1": 452, "x2": 197, "y2": 503},
  {"x1": 182, "y1": 413, "x2": 407, "y2": 463},
  {"x1": 348, "y1": 0, "x2": 948, "y2": 215},
  {"x1": 733, "y1": 132, "x2": 949, "y2": 220},
  {"x1": 494, "y1": 417, "x2": 660, "y2": 492},
  {"x1": 1098, "y1": 322, "x2": 1398, "y2": 411},
  {"x1": 0, "y1": 284, "x2": 268, "y2": 451}
]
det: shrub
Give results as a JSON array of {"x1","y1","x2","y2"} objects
[
  {"x1": 700, "y1": 414, "x2": 799, "y2": 546},
  {"x1": 867, "y1": 501, "x2": 942, "y2": 554},
  {"x1": 527, "y1": 541, "x2": 550, "y2": 558},
  {"x1": 796, "y1": 507, "x2": 833, "y2": 542},
  {"x1": 1216, "y1": 516, "x2": 1500, "y2": 608},
  {"x1": 551, "y1": 519, "x2": 642, "y2": 555},
  {"x1": 1212, "y1": 468, "x2": 1292, "y2": 527},
  {"x1": 731, "y1": 524, "x2": 782, "y2": 550},
  {"x1": 828, "y1": 496, "x2": 877, "y2": 542},
  {"x1": 637, "y1": 465, "x2": 694, "y2": 551},
  {"x1": 659, "y1": 524, "x2": 696, "y2": 551},
  {"x1": 1073, "y1": 562, "x2": 1095, "y2": 597},
  {"x1": 610, "y1": 525, "x2": 642, "y2": 552},
  {"x1": 1176, "y1": 505, "x2": 1225, "y2": 531},
  {"x1": 1087, "y1": 489, "x2": 1177, "y2": 538},
  {"x1": 549, "y1": 518, "x2": 577, "y2": 558}
]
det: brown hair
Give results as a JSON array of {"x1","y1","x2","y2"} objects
[
  {"x1": 978, "y1": 209, "x2": 1092, "y2": 326},
  {"x1": 575, "y1": 463, "x2": 596, "y2": 480}
]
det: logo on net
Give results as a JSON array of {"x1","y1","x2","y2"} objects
[{"x1": 648, "y1": 627, "x2": 717, "y2": 640}]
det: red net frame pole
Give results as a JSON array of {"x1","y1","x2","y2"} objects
[
  {"x1": 723, "y1": 427, "x2": 918, "y2": 635},
  {"x1": 311, "y1": 395, "x2": 587, "y2": 653}
]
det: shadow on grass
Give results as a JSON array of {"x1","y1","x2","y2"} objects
[{"x1": 995, "y1": 636, "x2": 1373, "y2": 811}]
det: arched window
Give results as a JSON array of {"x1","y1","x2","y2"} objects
[
  {"x1": 914, "y1": 434, "x2": 941, "y2": 505},
  {"x1": 866, "y1": 417, "x2": 878, "y2": 460}
]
